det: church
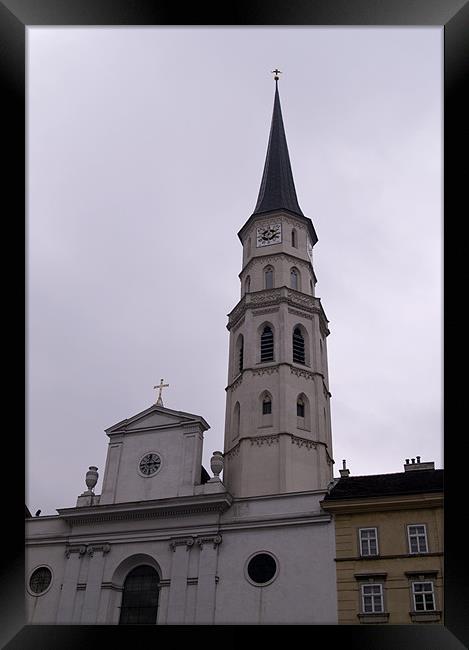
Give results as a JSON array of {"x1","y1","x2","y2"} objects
[{"x1": 25, "y1": 74, "x2": 338, "y2": 625}]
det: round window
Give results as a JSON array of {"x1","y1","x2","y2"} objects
[
  {"x1": 29, "y1": 566, "x2": 52, "y2": 595},
  {"x1": 246, "y1": 552, "x2": 278, "y2": 585}
]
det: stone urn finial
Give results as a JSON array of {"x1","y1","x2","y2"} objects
[
  {"x1": 84, "y1": 466, "x2": 99, "y2": 494},
  {"x1": 209, "y1": 451, "x2": 224, "y2": 482}
]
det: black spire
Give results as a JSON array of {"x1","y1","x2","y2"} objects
[{"x1": 253, "y1": 80, "x2": 304, "y2": 217}]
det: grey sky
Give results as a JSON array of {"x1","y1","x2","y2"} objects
[{"x1": 27, "y1": 27, "x2": 442, "y2": 515}]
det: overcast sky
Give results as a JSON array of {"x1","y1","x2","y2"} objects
[{"x1": 27, "y1": 27, "x2": 442, "y2": 515}]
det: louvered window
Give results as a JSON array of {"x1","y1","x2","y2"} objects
[
  {"x1": 260, "y1": 326, "x2": 274, "y2": 362},
  {"x1": 239, "y1": 339, "x2": 244, "y2": 373},
  {"x1": 292, "y1": 328, "x2": 305, "y2": 364}
]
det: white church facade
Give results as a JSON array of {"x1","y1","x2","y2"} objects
[{"x1": 25, "y1": 77, "x2": 338, "y2": 625}]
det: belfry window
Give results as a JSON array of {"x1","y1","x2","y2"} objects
[
  {"x1": 262, "y1": 396, "x2": 272, "y2": 415},
  {"x1": 292, "y1": 327, "x2": 305, "y2": 364},
  {"x1": 245, "y1": 275, "x2": 251, "y2": 295},
  {"x1": 297, "y1": 398, "x2": 305, "y2": 418},
  {"x1": 264, "y1": 266, "x2": 274, "y2": 290},
  {"x1": 119, "y1": 565, "x2": 159, "y2": 625},
  {"x1": 292, "y1": 229, "x2": 297, "y2": 248},
  {"x1": 239, "y1": 338, "x2": 244, "y2": 373},
  {"x1": 233, "y1": 402, "x2": 240, "y2": 438},
  {"x1": 290, "y1": 268, "x2": 299, "y2": 290},
  {"x1": 260, "y1": 326, "x2": 274, "y2": 362}
]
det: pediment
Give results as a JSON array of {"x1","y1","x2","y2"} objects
[{"x1": 105, "y1": 404, "x2": 209, "y2": 436}]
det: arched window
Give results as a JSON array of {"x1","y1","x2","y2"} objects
[
  {"x1": 260, "y1": 326, "x2": 274, "y2": 362},
  {"x1": 290, "y1": 268, "x2": 299, "y2": 290},
  {"x1": 245, "y1": 275, "x2": 251, "y2": 295},
  {"x1": 264, "y1": 266, "x2": 274, "y2": 290},
  {"x1": 262, "y1": 395, "x2": 272, "y2": 415},
  {"x1": 238, "y1": 335, "x2": 244, "y2": 373},
  {"x1": 119, "y1": 565, "x2": 159, "y2": 625},
  {"x1": 292, "y1": 229, "x2": 297, "y2": 248},
  {"x1": 233, "y1": 402, "x2": 240, "y2": 439},
  {"x1": 297, "y1": 397, "x2": 305, "y2": 418},
  {"x1": 293, "y1": 327, "x2": 305, "y2": 364}
]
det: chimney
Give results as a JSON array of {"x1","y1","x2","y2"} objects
[
  {"x1": 404, "y1": 456, "x2": 435, "y2": 472},
  {"x1": 339, "y1": 459, "x2": 350, "y2": 478}
]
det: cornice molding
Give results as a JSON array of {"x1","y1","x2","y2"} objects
[
  {"x1": 321, "y1": 493, "x2": 444, "y2": 514},
  {"x1": 336, "y1": 551, "x2": 443, "y2": 563},
  {"x1": 57, "y1": 493, "x2": 233, "y2": 526},
  {"x1": 225, "y1": 362, "x2": 329, "y2": 391},
  {"x1": 225, "y1": 432, "x2": 329, "y2": 459},
  {"x1": 227, "y1": 286, "x2": 329, "y2": 334},
  {"x1": 239, "y1": 251, "x2": 313, "y2": 280}
]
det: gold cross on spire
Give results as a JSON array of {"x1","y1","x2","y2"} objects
[
  {"x1": 154, "y1": 378, "x2": 169, "y2": 406},
  {"x1": 271, "y1": 69, "x2": 282, "y2": 81}
]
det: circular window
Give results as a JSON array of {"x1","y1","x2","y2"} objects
[
  {"x1": 29, "y1": 566, "x2": 52, "y2": 595},
  {"x1": 246, "y1": 552, "x2": 278, "y2": 586},
  {"x1": 138, "y1": 452, "x2": 162, "y2": 477}
]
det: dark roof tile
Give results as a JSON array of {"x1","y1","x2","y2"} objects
[{"x1": 324, "y1": 469, "x2": 444, "y2": 501}]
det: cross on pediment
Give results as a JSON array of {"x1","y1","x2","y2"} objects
[{"x1": 154, "y1": 378, "x2": 169, "y2": 406}]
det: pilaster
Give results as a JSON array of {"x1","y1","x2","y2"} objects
[
  {"x1": 166, "y1": 537, "x2": 194, "y2": 623},
  {"x1": 81, "y1": 544, "x2": 111, "y2": 623},
  {"x1": 56, "y1": 545, "x2": 86, "y2": 623},
  {"x1": 194, "y1": 535, "x2": 222, "y2": 624}
]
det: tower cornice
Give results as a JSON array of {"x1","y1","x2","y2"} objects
[
  {"x1": 239, "y1": 251, "x2": 318, "y2": 285},
  {"x1": 227, "y1": 286, "x2": 330, "y2": 335},
  {"x1": 225, "y1": 362, "x2": 331, "y2": 396}
]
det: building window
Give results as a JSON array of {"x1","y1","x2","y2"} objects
[
  {"x1": 29, "y1": 567, "x2": 52, "y2": 595},
  {"x1": 310, "y1": 279, "x2": 313, "y2": 295},
  {"x1": 412, "y1": 581, "x2": 436, "y2": 612},
  {"x1": 359, "y1": 528, "x2": 379, "y2": 556},
  {"x1": 407, "y1": 524, "x2": 428, "y2": 554},
  {"x1": 233, "y1": 402, "x2": 240, "y2": 439},
  {"x1": 264, "y1": 266, "x2": 274, "y2": 290},
  {"x1": 260, "y1": 326, "x2": 274, "y2": 362},
  {"x1": 291, "y1": 229, "x2": 297, "y2": 248},
  {"x1": 290, "y1": 268, "x2": 299, "y2": 290},
  {"x1": 245, "y1": 275, "x2": 251, "y2": 294},
  {"x1": 361, "y1": 584, "x2": 384, "y2": 614},
  {"x1": 119, "y1": 565, "x2": 159, "y2": 625},
  {"x1": 262, "y1": 396, "x2": 272, "y2": 415},
  {"x1": 292, "y1": 327, "x2": 305, "y2": 364},
  {"x1": 236, "y1": 334, "x2": 244, "y2": 374},
  {"x1": 246, "y1": 552, "x2": 278, "y2": 586},
  {"x1": 297, "y1": 398, "x2": 305, "y2": 418}
]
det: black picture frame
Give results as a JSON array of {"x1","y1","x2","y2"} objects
[{"x1": 2, "y1": 0, "x2": 467, "y2": 648}]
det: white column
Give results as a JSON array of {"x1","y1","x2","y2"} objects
[
  {"x1": 56, "y1": 545, "x2": 85, "y2": 623},
  {"x1": 194, "y1": 536, "x2": 221, "y2": 624},
  {"x1": 81, "y1": 544, "x2": 110, "y2": 623},
  {"x1": 166, "y1": 538, "x2": 193, "y2": 623}
]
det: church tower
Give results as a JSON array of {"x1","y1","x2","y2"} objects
[{"x1": 223, "y1": 77, "x2": 334, "y2": 497}]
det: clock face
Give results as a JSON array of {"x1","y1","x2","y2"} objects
[
  {"x1": 307, "y1": 238, "x2": 313, "y2": 262},
  {"x1": 139, "y1": 452, "x2": 162, "y2": 477},
  {"x1": 256, "y1": 223, "x2": 282, "y2": 247}
]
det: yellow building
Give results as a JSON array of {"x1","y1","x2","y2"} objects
[{"x1": 321, "y1": 457, "x2": 443, "y2": 624}]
